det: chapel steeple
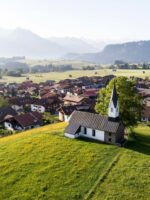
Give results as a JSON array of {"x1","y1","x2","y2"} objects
[{"x1": 108, "y1": 82, "x2": 119, "y2": 119}]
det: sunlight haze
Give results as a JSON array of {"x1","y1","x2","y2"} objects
[{"x1": 0, "y1": 0, "x2": 150, "y2": 40}]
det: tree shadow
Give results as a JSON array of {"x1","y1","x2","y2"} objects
[{"x1": 125, "y1": 131, "x2": 150, "y2": 155}]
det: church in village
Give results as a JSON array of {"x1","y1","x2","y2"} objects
[{"x1": 65, "y1": 84, "x2": 125, "y2": 145}]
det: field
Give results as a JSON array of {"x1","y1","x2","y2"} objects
[
  {"x1": 91, "y1": 125, "x2": 150, "y2": 200},
  {"x1": 25, "y1": 60, "x2": 96, "y2": 69},
  {"x1": 1, "y1": 69, "x2": 150, "y2": 83},
  {"x1": 0, "y1": 123, "x2": 149, "y2": 200}
]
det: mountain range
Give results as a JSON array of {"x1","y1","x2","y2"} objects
[
  {"x1": 0, "y1": 28, "x2": 103, "y2": 59},
  {"x1": 0, "y1": 28, "x2": 150, "y2": 64},
  {"x1": 64, "y1": 41, "x2": 150, "y2": 64}
]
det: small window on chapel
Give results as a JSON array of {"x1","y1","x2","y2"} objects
[
  {"x1": 92, "y1": 130, "x2": 95, "y2": 137},
  {"x1": 111, "y1": 108, "x2": 113, "y2": 112}
]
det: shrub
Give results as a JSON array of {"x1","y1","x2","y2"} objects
[{"x1": 0, "y1": 129, "x2": 13, "y2": 137}]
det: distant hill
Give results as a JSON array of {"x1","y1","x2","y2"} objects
[
  {"x1": 0, "y1": 28, "x2": 102, "y2": 58},
  {"x1": 1, "y1": 28, "x2": 150, "y2": 63},
  {"x1": 64, "y1": 40, "x2": 150, "y2": 64},
  {"x1": 0, "y1": 28, "x2": 64, "y2": 59},
  {"x1": 48, "y1": 37, "x2": 103, "y2": 53}
]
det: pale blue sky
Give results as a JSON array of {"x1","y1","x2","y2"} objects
[{"x1": 0, "y1": 0, "x2": 150, "y2": 40}]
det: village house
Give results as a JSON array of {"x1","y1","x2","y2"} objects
[
  {"x1": 0, "y1": 106, "x2": 17, "y2": 124},
  {"x1": 142, "y1": 107, "x2": 150, "y2": 122},
  {"x1": 138, "y1": 88, "x2": 150, "y2": 98},
  {"x1": 57, "y1": 104, "x2": 92, "y2": 122},
  {"x1": 63, "y1": 94, "x2": 87, "y2": 105},
  {"x1": 141, "y1": 98, "x2": 150, "y2": 122},
  {"x1": 40, "y1": 91, "x2": 57, "y2": 99},
  {"x1": 31, "y1": 100, "x2": 46, "y2": 113},
  {"x1": 9, "y1": 97, "x2": 35, "y2": 112},
  {"x1": 59, "y1": 84, "x2": 74, "y2": 94},
  {"x1": 45, "y1": 80, "x2": 55, "y2": 85},
  {"x1": 4, "y1": 112, "x2": 43, "y2": 131},
  {"x1": 82, "y1": 88, "x2": 99, "y2": 99},
  {"x1": 65, "y1": 84, "x2": 125, "y2": 145}
]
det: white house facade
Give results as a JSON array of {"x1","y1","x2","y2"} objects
[
  {"x1": 65, "y1": 126, "x2": 105, "y2": 141},
  {"x1": 58, "y1": 111, "x2": 71, "y2": 122},
  {"x1": 31, "y1": 104, "x2": 45, "y2": 113}
]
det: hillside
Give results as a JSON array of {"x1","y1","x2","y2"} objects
[
  {"x1": 0, "y1": 28, "x2": 64, "y2": 59},
  {"x1": 64, "y1": 40, "x2": 150, "y2": 64},
  {"x1": 0, "y1": 123, "x2": 149, "y2": 199},
  {"x1": 91, "y1": 126, "x2": 150, "y2": 200}
]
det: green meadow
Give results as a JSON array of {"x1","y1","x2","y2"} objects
[
  {"x1": 91, "y1": 125, "x2": 150, "y2": 200},
  {"x1": 1, "y1": 69, "x2": 150, "y2": 83},
  {"x1": 0, "y1": 122, "x2": 149, "y2": 200}
]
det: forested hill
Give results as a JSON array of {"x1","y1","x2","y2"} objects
[{"x1": 64, "y1": 40, "x2": 150, "y2": 64}]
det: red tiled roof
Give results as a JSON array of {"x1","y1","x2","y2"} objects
[
  {"x1": 14, "y1": 112, "x2": 43, "y2": 128},
  {"x1": 41, "y1": 92, "x2": 57, "y2": 99},
  {"x1": 83, "y1": 89, "x2": 99, "y2": 97}
]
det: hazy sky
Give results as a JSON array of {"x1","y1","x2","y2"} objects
[{"x1": 0, "y1": 0, "x2": 150, "y2": 40}]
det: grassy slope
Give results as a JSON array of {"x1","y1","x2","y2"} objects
[
  {"x1": 0, "y1": 122, "x2": 120, "y2": 200},
  {"x1": 0, "y1": 123, "x2": 149, "y2": 200},
  {"x1": 1, "y1": 69, "x2": 150, "y2": 83},
  {"x1": 91, "y1": 125, "x2": 150, "y2": 200}
]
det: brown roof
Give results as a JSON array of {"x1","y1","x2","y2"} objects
[
  {"x1": 31, "y1": 111, "x2": 43, "y2": 121},
  {"x1": 9, "y1": 97, "x2": 34, "y2": 106},
  {"x1": 0, "y1": 107, "x2": 17, "y2": 122},
  {"x1": 63, "y1": 95, "x2": 85, "y2": 103},
  {"x1": 82, "y1": 89, "x2": 99, "y2": 97},
  {"x1": 41, "y1": 92, "x2": 57, "y2": 99},
  {"x1": 14, "y1": 112, "x2": 43, "y2": 128},
  {"x1": 142, "y1": 106, "x2": 150, "y2": 118},
  {"x1": 58, "y1": 105, "x2": 91, "y2": 115}
]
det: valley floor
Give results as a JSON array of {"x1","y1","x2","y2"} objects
[
  {"x1": 0, "y1": 123, "x2": 149, "y2": 200},
  {"x1": 1, "y1": 69, "x2": 150, "y2": 83}
]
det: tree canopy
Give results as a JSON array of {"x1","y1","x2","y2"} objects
[{"x1": 95, "y1": 77, "x2": 143, "y2": 127}]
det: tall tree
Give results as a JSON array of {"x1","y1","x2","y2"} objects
[{"x1": 95, "y1": 77, "x2": 143, "y2": 127}]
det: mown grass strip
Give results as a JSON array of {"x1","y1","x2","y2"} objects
[{"x1": 84, "y1": 151, "x2": 122, "y2": 200}]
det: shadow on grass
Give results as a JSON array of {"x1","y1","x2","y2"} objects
[
  {"x1": 125, "y1": 131, "x2": 150, "y2": 155},
  {"x1": 76, "y1": 136, "x2": 111, "y2": 146}
]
